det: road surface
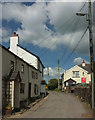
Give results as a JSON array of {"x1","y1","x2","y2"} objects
[{"x1": 10, "y1": 91, "x2": 92, "y2": 118}]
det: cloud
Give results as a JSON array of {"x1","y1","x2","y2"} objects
[
  {"x1": 2, "y1": 2, "x2": 95, "y2": 55},
  {"x1": 73, "y1": 57, "x2": 89, "y2": 64},
  {"x1": 44, "y1": 67, "x2": 65, "y2": 78}
]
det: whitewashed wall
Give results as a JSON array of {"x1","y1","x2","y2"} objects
[
  {"x1": 9, "y1": 35, "x2": 43, "y2": 72},
  {"x1": 2, "y1": 46, "x2": 41, "y2": 109},
  {"x1": 63, "y1": 65, "x2": 91, "y2": 88},
  {"x1": 17, "y1": 46, "x2": 38, "y2": 69},
  {"x1": 10, "y1": 36, "x2": 18, "y2": 55}
]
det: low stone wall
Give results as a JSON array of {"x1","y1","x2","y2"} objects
[{"x1": 74, "y1": 86, "x2": 92, "y2": 106}]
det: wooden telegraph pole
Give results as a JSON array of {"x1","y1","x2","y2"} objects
[
  {"x1": 58, "y1": 59, "x2": 60, "y2": 89},
  {"x1": 76, "y1": 0, "x2": 94, "y2": 118},
  {"x1": 47, "y1": 66, "x2": 49, "y2": 83},
  {"x1": 88, "y1": 0, "x2": 95, "y2": 118}
]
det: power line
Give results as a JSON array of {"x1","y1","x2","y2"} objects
[
  {"x1": 62, "y1": 27, "x2": 88, "y2": 66},
  {"x1": 40, "y1": 16, "x2": 78, "y2": 57},
  {"x1": 19, "y1": 2, "x2": 88, "y2": 57},
  {"x1": 59, "y1": 17, "x2": 81, "y2": 61},
  {"x1": 39, "y1": 2, "x2": 88, "y2": 57},
  {"x1": 79, "y1": 1, "x2": 87, "y2": 12},
  {"x1": 19, "y1": 15, "x2": 76, "y2": 57}
]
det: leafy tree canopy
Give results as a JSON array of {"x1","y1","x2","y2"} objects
[{"x1": 47, "y1": 79, "x2": 58, "y2": 90}]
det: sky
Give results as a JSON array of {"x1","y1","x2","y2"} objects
[{"x1": 0, "y1": 1, "x2": 95, "y2": 82}]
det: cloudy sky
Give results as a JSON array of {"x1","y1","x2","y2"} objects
[{"x1": 1, "y1": 1, "x2": 95, "y2": 82}]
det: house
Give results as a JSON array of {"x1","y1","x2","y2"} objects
[
  {"x1": 40, "y1": 80, "x2": 46, "y2": 96},
  {"x1": 9, "y1": 32, "x2": 44, "y2": 77},
  {"x1": 1, "y1": 32, "x2": 45, "y2": 112},
  {"x1": 62, "y1": 60, "x2": 91, "y2": 91}
]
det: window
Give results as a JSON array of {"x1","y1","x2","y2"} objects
[
  {"x1": 11, "y1": 61, "x2": 14, "y2": 71},
  {"x1": 32, "y1": 71, "x2": 37, "y2": 79},
  {"x1": 72, "y1": 71, "x2": 80, "y2": 78},
  {"x1": 82, "y1": 72, "x2": 84, "y2": 76},
  {"x1": 21, "y1": 64, "x2": 24, "y2": 73},
  {"x1": 20, "y1": 83, "x2": 25, "y2": 93},
  {"x1": 34, "y1": 84, "x2": 38, "y2": 95},
  {"x1": 36, "y1": 73, "x2": 38, "y2": 79},
  {"x1": 32, "y1": 71, "x2": 35, "y2": 79}
]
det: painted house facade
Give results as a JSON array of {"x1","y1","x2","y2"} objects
[
  {"x1": 1, "y1": 32, "x2": 44, "y2": 112},
  {"x1": 9, "y1": 32, "x2": 44, "y2": 75},
  {"x1": 62, "y1": 61, "x2": 91, "y2": 90}
]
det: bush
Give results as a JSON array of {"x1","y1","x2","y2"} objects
[{"x1": 47, "y1": 79, "x2": 58, "y2": 90}]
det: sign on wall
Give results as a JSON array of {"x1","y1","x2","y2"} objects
[{"x1": 81, "y1": 77, "x2": 86, "y2": 83}]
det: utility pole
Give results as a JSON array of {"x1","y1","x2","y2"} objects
[
  {"x1": 58, "y1": 59, "x2": 60, "y2": 89},
  {"x1": 88, "y1": 0, "x2": 95, "y2": 116},
  {"x1": 76, "y1": 0, "x2": 94, "y2": 117},
  {"x1": 47, "y1": 66, "x2": 49, "y2": 83}
]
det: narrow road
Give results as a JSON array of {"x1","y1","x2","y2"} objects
[{"x1": 10, "y1": 91, "x2": 92, "y2": 118}]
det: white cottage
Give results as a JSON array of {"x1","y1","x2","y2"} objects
[
  {"x1": 9, "y1": 32, "x2": 44, "y2": 74},
  {"x1": 62, "y1": 60, "x2": 91, "y2": 90},
  {"x1": 1, "y1": 32, "x2": 45, "y2": 113}
]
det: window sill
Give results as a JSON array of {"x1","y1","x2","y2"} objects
[{"x1": 72, "y1": 76, "x2": 80, "y2": 78}]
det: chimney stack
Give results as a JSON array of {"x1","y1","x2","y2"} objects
[
  {"x1": 82, "y1": 60, "x2": 85, "y2": 67},
  {"x1": 10, "y1": 32, "x2": 19, "y2": 55}
]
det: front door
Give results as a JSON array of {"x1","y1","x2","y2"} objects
[
  {"x1": 14, "y1": 81, "x2": 20, "y2": 110},
  {"x1": 28, "y1": 83, "x2": 31, "y2": 98}
]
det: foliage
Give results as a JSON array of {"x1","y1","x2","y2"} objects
[
  {"x1": 47, "y1": 79, "x2": 58, "y2": 90},
  {"x1": 54, "y1": 88, "x2": 61, "y2": 92},
  {"x1": 5, "y1": 104, "x2": 12, "y2": 110}
]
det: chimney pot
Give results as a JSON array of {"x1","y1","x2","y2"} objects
[
  {"x1": 14, "y1": 32, "x2": 18, "y2": 36},
  {"x1": 82, "y1": 60, "x2": 85, "y2": 66}
]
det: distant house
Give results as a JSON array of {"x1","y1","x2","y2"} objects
[
  {"x1": 62, "y1": 60, "x2": 91, "y2": 91},
  {"x1": 1, "y1": 32, "x2": 45, "y2": 112},
  {"x1": 40, "y1": 80, "x2": 46, "y2": 96}
]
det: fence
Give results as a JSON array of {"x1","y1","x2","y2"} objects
[{"x1": 74, "y1": 86, "x2": 92, "y2": 106}]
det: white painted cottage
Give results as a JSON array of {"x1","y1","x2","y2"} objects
[
  {"x1": 62, "y1": 60, "x2": 91, "y2": 90},
  {"x1": 9, "y1": 32, "x2": 44, "y2": 73},
  {"x1": 1, "y1": 32, "x2": 45, "y2": 113}
]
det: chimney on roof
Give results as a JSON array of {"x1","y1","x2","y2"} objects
[
  {"x1": 10, "y1": 32, "x2": 19, "y2": 55},
  {"x1": 82, "y1": 60, "x2": 85, "y2": 67}
]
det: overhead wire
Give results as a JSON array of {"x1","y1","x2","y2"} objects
[
  {"x1": 19, "y1": 1, "x2": 88, "y2": 58},
  {"x1": 40, "y1": 1, "x2": 88, "y2": 57},
  {"x1": 62, "y1": 27, "x2": 88, "y2": 66},
  {"x1": 79, "y1": 1, "x2": 87, "y2": 12},
  {"x1": 19, "y1": 15, "x2": 76, "y2": 57},
  {"x1": 59, "y1": 1, "x2": 88, "y2": 65},
  {"x1": 39, "y1": 16, "x2": 77, "y2": 57},
  {"x1": 59, "y1": 17, "x2": 81, "y2": 61}
]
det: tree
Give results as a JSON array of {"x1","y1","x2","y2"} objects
[{"x1": 47, "y1": 79, "x2": 58, "y2": 90}]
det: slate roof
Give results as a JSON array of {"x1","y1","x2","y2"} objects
[
  {"x1": 0, "y1": 44, "x2": 41, "y2": 72},
  {"x1": 78, "y1": 64, "x2": 91, "y2": 73},
  {"x1": 17, "y1": 44, "x2": 45, "y2": 68}
]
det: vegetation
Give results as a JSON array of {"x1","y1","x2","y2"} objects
[{"x1": 47, "y1": 79, "x2": 58, "y2": 90}]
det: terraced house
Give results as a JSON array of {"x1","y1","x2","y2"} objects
[{"x1": 1, "y1": 32, "x2": 44, "y2": 112}]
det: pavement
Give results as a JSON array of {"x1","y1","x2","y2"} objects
[{"x1": 6, "y1": 91, "x2": 92, "y2": 118}]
